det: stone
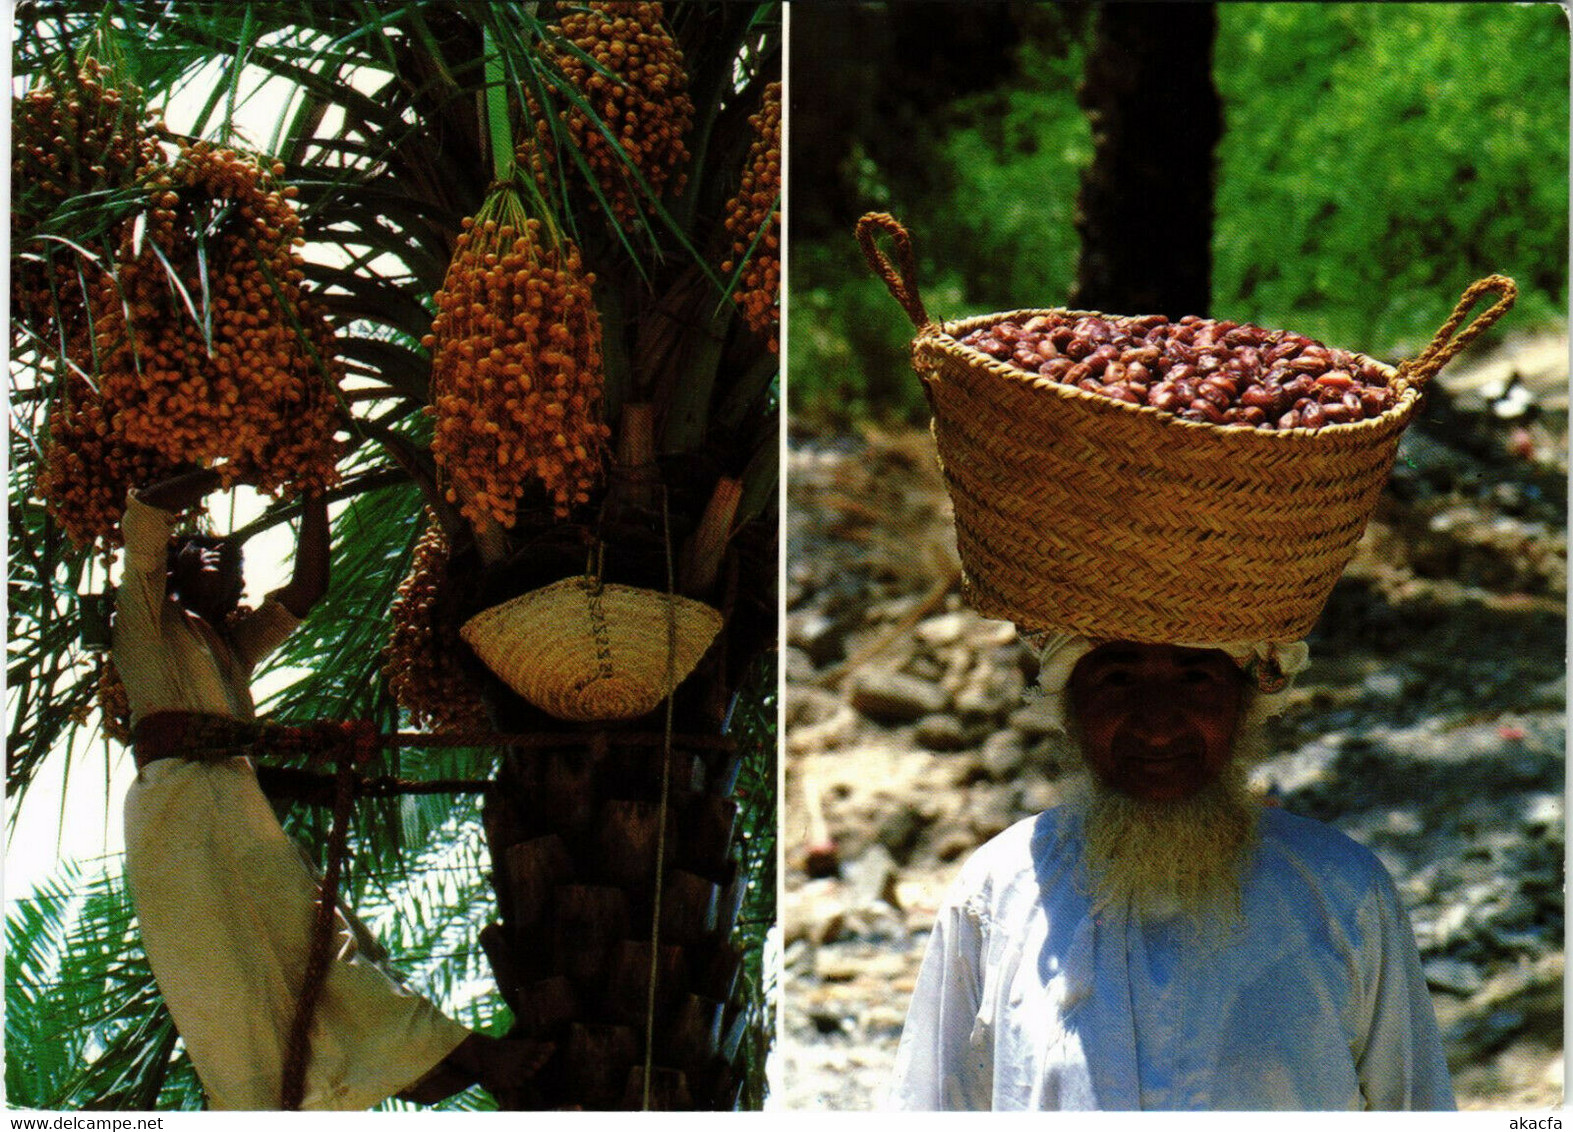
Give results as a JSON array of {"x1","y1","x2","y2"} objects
[
  {"x1": 784, "y1": 878, "x2": 848, "y2": 945},
  {"x1": 866, "y1": 1003, "x2": 908, "y2": 1036},
  {"x1": 1362, "y1": 670, "x2": 1407, "y2": 700},
  {"x1": 1426, "y1": 902, "x2": 1473, "y2": 950},
  {"x1": 1482, "y1": 893, "x2": 1539, "y2": 932},
  {"x1": 787, "y1": 702, "x2": 859, "y2": 754},
  {"x1": 842, "y1": 902, "x2": 909, "y2": 945},
  {"x1": 875, "y1": 804, "x2": 927, "y2": 864},
  {"x1": 844, "y1": 844, "x2": 897, "y2": 908},
  {"x1": 816, "y1": 948, "x2": 908, "y2": 983},
  {"x1": 915, "y1": 713, "x2": 969, "y2": 751},
  {"x1": 1522, "y1": 791, "x2": 1562, "y2": 833},
  {"x1": 789, "y1": 686, "x2": 845, "y2": 729},
  {"x1": 850, "y1": 670, "x2": 948, "y2": 722},
  {"x1": 933, "y1": 826, "x2": 978, "y2": 863},
  {"x1": 803, "y1": 838, "x2": 842, "y2": 879},
  {"x1": 1425, "y1": 957, "x2": 1486, "y2": 995},
  {"x1": 915, "y1": 611, "x2": 969, "y2": 647},
  {"x1": 782, "y1": 937, "x2": 813, "y2": 973},
  {"x1": 1021, "y1": 779, "x2": 1062, "y2": 814},
  {"x1": 805, "y1": 1007, "x2": 852, "y2": 1036},
  {"x1": 970, "y1": 649, "x2": 1027, "y2": 704},
  {"x1": 968, "y1": 784, "x2": 1025, "y2": 841},
  {"x1": 1542, "y1": 1053, "x2": 1564, "y2": 1089},
  {"x1": 1525, "y1": 677, "x2": 1567, "y2": 710},
  {"x1": 1447, "y1": 1008, "x2": 1527, "y2": 1062},
  {"x1": 789, "y1": 610, "x2": 844, "y2": 666},
  {"x1": 1378, "y1": 808, "x2": 1424, "y2": 837},
  {"x1": 955, "y1": 674, "x2": 1009, "y2": 718},
  {"x1": 982, "y1": 621, "x2": 1021, "y2": 647},
  {"x1": 785, "y1": 646, "x2": 818, "y2": 686},
  {"x1": 1009, "y1": 702, "x2": 1062, "y2": 737},
  {"x1": 981, "y1": 731, "x2": 1027, "y2": 779}
]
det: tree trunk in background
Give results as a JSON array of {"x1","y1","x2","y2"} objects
[
  {"x1": 1071, "y1": 2, "x2": 1222, "y2": 319},
  {"x1": 479, "y1": 717, "x2": 751, "y2": 1111}
]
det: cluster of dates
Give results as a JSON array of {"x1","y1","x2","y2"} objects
[{"x1": 960, "y1": 312, "x2": 1398, "y2": 431}]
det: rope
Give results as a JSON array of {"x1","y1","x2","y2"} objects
[
  {"x1": 255, "y1": 764, "x2": 492, "y2": 801},
  {"x1": 1397, "y1": 274, "x2": 1518, "y2": 391},
  {"x1": 856, "y1": 212, "x2": 931, "y2": 330},
  {"x1": 355, "y1": 774, "x2": 488, "y2": 797},
  {"x1": 379, "y1": 729, "x2": 736, "y2": 752},
  {"x1": 642, "y1": 486, "x2": 680, "y2": 1110},
  {"x1": 280, "y1": 721, "x2": 376, "y2": 1110},
  {"x1": 132, "y1": 714, "x2": 736, "y2": 757}
]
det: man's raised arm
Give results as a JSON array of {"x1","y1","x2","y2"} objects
[
  {"x1": 137, "y1": 467, "x2": 223, "y2": 514},
  {"x1": 272, "y1": 490, "x2": 329, "y2": 618}
]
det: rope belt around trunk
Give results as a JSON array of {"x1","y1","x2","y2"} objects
[
  {"x1": 130, "y1": 713, "x2": 737, "y2": 771},
  {"x1": 131, "y1": 711, "x2": 368, "y2": 770}
]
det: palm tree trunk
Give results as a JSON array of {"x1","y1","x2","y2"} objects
[
  {"x1": 477, "y1": 710, "x2": 751, "y2": 1110},
  {"x1": 1071, "y1": 2, "x2": 1222, "y2": 318}
]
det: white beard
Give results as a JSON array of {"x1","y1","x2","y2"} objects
[{"x1": 1060, "y1": 723, "x2": 1267, "y2": 930}]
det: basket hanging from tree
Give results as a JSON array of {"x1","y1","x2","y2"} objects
[{"x1": 461, "y1": 576, "x2": 722, "y2": 722}]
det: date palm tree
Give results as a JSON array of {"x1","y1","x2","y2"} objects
[{"x1": 8, "y1": 0, "x2": 779, "y2": 1111}]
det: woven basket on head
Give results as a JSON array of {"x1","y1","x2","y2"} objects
[
  {"x1": 857, "y1": 212, "x2": 1517, "y2": 644},
  {"x1": 461, "y1": 577, "x2": 723, "y2": 722}
]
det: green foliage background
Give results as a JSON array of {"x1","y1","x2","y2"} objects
[{"x1": 790, "y1": 2, "x2": 1568, "y2": 427}]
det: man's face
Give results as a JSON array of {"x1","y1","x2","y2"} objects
[
  {"x1": 1067, "y1": 642, "x2": 1244, "y2": 802},
  {"x1": 173, "y1": 540, "x2": 244, "y2": 621}
]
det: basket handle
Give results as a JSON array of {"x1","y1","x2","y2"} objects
[
  {"x1": 857, "y1": 212, "x2": 933, "y2": 330},
  {"x1": 1397, "y1": 274, "x2": 1518, "y2": 392}
]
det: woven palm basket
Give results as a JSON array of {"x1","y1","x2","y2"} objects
[
  {"x1": 461, "y1": 577, "x2": 723, "y2": 722},
  {"x1": 858, "y1": 213, "x2": 1517, "y2": 643}
]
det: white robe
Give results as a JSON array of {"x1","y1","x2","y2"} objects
[
  {"x1": 115, "y1": 492, "x2": 470, "y2": 1110},
  {"x1": 887, "y1": 805, "x2": 1456, "y2": 1111}
]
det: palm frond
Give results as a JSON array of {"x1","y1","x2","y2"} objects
[
  {"x1": 725, "y1": 650, "x2": 778, "y2": 1110},
  {"x1": 5, "y1": 862, "x2": 204, "y2": 1110}
]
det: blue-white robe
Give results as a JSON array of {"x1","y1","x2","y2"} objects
[{"x1": 888, "y1": 806, "x2": 1455, "y2": 1111}]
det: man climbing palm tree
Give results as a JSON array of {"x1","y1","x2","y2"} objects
[{"x1": 115, "y1": 466, "x2": 550, "y2": 1109}]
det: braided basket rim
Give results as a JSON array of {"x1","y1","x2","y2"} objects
[{"x1": 929, "y1": 309, "x2": 1418, "y2": 440}]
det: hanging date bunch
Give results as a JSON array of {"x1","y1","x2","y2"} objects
[
  {"x1": 11, "y1": 54, "x2": 164, "y2": 353},
  {"x1": 523, "y1": 0, "x2": 694, "y2": 233},
  {"x1": 87, "y1": 141, "x2": 344, "y2": 499},
  {"x1": 385, "y1": 516, "x2": 490, "y2": 732},
  {"x1": 34, "y1": 372, "x2": 188, "y2": 550},
  {"x1": 426, "y1": 183, "x2": 610, "y2": 529},
  {"x1": 95, "y1": 657, "x2": 133, "y2": 746},
  {"x1": 720, "y1": 80, "x2": 780, "y2": 353}
]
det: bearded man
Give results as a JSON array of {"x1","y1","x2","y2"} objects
[{"x1": 886, "y1": 634, "x2": 1455, "y2": 1111}]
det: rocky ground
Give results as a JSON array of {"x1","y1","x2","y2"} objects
[{"x1": 778, "y1": 332, "x2": 1567, "y2": 1111}]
